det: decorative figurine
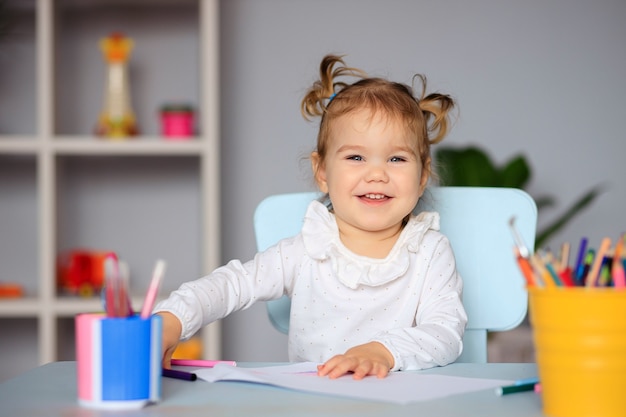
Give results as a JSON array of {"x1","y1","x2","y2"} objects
[{"x1": 95, "y1": 32, "x2": 139, "y2": 138}]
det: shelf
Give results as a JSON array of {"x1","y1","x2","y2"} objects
[
  {"x1": 55, "y1": 154, "x2": 202, "y2": 295},
  {"x1": 53, "y1": 297, "x2": 103, "y2": 316},
  {"x1": 52, "y1": 295, "x2": 163, "y2": 317},
  {"x1": 0, "y1": 298, "x2": 41, "y2": 316},
  {"x1": 0, "y1": 137, "x2": 205, "y2": 155},
  {"x1": 57, "y1": 0, "x2": 197, "y2": 10},
  {"x1": 55, "y1": 0, "x2": 200, "y2": 137},
  {"x1": 0, "y1": 1, "x2": 37, "y2": 136},
  {"x1": 53, "y1": 137, "x2": 206, "y2": 155},
  {"x1": 0, "y1": 0, "x2": 221, "y2": 379},
  {"x1": 0, "y1": 138, "x2": 40, "y2": 154},
  {"x1": 0, "y1": 296, "x2": 153, "y2": 319},
  {"x1": 0, "y1": 154, "x2": 38, "y2": 297}
]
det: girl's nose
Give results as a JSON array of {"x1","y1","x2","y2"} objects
[{"x1": 365, "y1": 163, "x2": 389, "y2": 182}]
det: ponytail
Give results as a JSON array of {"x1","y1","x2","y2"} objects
[{"x1": 301, "y1": 55, "x2": 366, "y2": 120}]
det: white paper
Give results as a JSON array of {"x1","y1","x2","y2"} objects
[{"x1": 194, "y1": 363, "x2": 512, "y2": 404}]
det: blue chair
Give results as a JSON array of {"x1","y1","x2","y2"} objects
[{"x1": 253, "y1": 187, "x2": 537, "y2": 363}]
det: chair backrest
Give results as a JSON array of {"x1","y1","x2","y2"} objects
[{"x1": 253, "y1": 187, "x2": 537, "y2": 363}]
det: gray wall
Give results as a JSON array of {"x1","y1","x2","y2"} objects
[{"x1": 219, "y1": 0, "x2": 626, "y2": 361}]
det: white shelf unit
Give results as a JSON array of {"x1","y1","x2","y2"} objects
[{"x1": 0, "y1": 0, "x2": 221, "y2": 379}]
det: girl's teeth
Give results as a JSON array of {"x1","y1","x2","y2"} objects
[{"x1": 365, "y1": 194, "x2": 385, "y2": 199}]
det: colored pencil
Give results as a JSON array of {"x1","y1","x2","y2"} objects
[
  {"x1": 586, "y1": 238, "x2": 611, "y2": 287},
  {"x1": 495, "y1": 377, "x2": 540, "y2": 396},
  {"x1": 140, "y1": 260, "x2": 167, "y2": 319},
  {"x1": 162, "y1": 368, "x2": 197, "y2": 381},
  {"x1": 612, "y1": 234, "x2": 626, "y2": 288},
  {"x1": 171, "y1": 359, "x2": 237, "y2": 367}
]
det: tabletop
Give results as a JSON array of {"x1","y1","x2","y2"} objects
[{"x1": 0, "y1": 361, "x2": 544, "y2": 417}]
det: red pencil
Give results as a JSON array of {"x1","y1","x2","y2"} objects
[{"x1": 514, "y1": 247, "x2": 537, "y2": 287}]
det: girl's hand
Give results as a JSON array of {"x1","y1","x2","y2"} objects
[
  {"x1": 317, "y1": 342, "x2": 394, "y2": 380},
  {"x1": 157, "y1": 311, "x2": 182, "y2": 369}
]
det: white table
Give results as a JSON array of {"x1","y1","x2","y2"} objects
[{"x1": 0, "y1": 362, "x2": 544, "y2": 417}]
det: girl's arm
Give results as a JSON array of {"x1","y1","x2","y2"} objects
[
  {"x1": 153, "y1": 235, "x2": 302, "y2": 342},
  {"x1": 373, "y1": 235, "x2": 468, "y2": 371}
]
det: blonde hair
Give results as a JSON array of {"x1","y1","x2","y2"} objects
[{"x1": 302, "y1": 54, "x2": 456, "y2": 183}]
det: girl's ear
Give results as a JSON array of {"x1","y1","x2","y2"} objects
[{"x1": 311, "y1": 152, "x2": 329, "y2": 193}]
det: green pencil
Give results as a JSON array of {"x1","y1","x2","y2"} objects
[{"x1": 495, "y1": 381, "x2": 538, "y2": 396}]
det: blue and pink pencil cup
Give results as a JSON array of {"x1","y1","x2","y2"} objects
[{"x1": 75, "y1": 313, "x2": 162, "y2": 410}]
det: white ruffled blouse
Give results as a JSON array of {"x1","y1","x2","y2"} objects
[{"x1": 155, "y1": 200, "x2": 468, "y2": 371}]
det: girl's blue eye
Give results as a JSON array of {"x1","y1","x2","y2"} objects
[
  {"x1": 347, "y1": 155, "x2": 363, "y2": 161},
  {"x1": 390, "y1": 156, "x2": 407, "y2": 162}
]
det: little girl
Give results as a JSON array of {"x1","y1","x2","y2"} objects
[{"x1": 155, "y1": 54, "x2": 467, "y2": 380}]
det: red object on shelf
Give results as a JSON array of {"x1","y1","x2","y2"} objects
[
  {"x1": 57, "y1": 250, "x2": 112, "y2": 297},
  {"x1": 0, "y1": 283, "x2": 24, "y2": 298}
]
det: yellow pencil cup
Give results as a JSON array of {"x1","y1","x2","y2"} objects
[{"x1": 529, "y1": 288, "x2": 626, "y2": 417}]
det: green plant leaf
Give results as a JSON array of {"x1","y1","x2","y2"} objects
[
  {"x1": 498, "y1": 156, "x2": 531, "y2": 189},
  {"x1": 435, "y1": 147, "x2": 498, "y2": 186},
  {"x1": 535, "y1": 185, "x2": 606, "y2": 248},
  {"x1": 534, "y1": 196, "x2": 555, "y2": 211},
  {"x1": 435, "y1": 145, "x2": 605, "y2": 249}
]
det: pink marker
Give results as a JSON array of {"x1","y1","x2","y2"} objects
[
  {"x1": 171, "y1": 359, "x2": 237, "y2": 367},
  {"x1": 612, "y1": 234, "x2": 626, "y2": 289},
  {"x1": 140, "y1": 260, "x2": 167, "y2": 318}
]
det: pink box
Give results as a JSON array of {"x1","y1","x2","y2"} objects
[{"x1": 161, "y1": 105, "x2": 194, "y2": 139}]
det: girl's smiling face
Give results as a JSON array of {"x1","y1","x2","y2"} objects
[{"x1": 312, "y1": 108, "x2": 429, "y2": 244}]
